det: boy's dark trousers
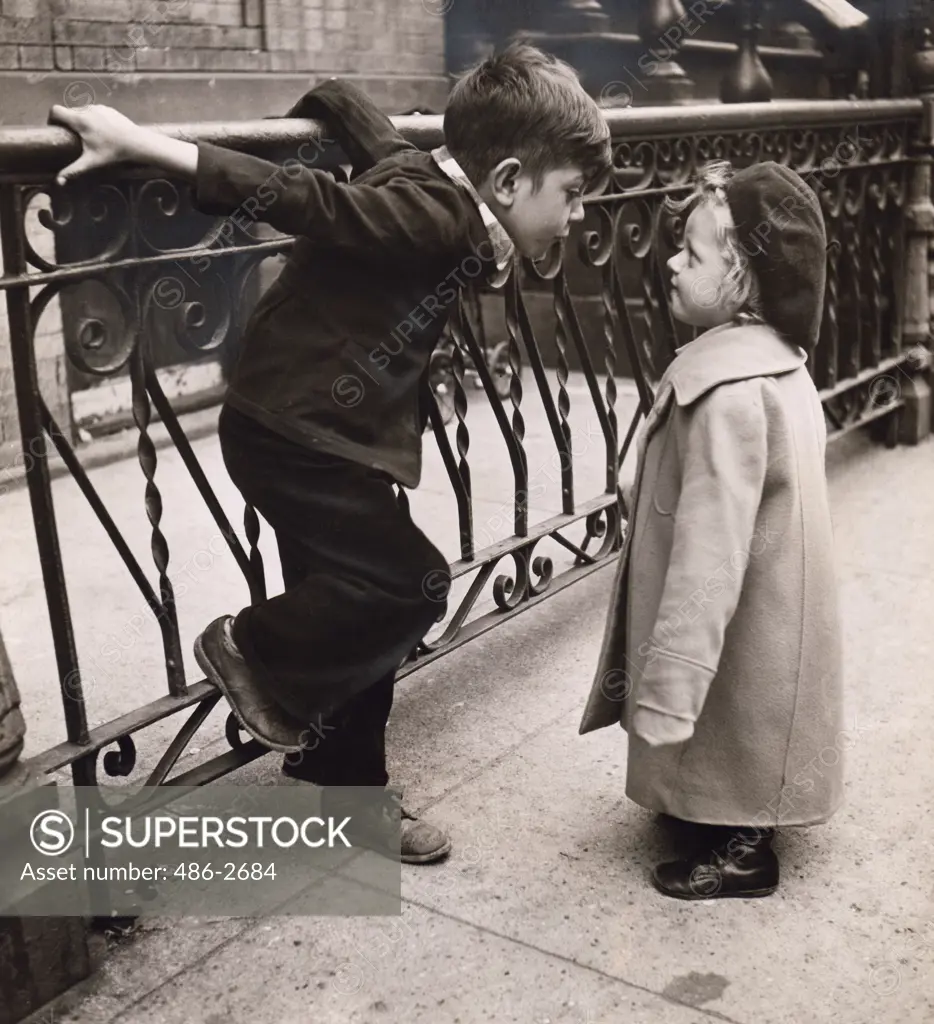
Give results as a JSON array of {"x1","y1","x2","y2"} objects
[{"x1": 218, "y1": 404, "x2": 450, "y2": 787}]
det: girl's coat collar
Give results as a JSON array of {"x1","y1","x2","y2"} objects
[{"x1": 659, "y1": 323, "x2": 808, "y2": 409}]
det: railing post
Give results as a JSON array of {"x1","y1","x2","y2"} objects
[
  {"x1": 900, "y1": 26, "x2": 934, "y2": 443},
  {"x1": 545, "y1": 0, "x2": 611, "y2": 32},
  {"x1": 635, "y1": 0, "x2": 695, "y2": 105},
  {"x1": 720, "y1": 0, "x2": 773, "y2": 103}
]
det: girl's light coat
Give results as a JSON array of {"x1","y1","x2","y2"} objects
[{"x1": 580, "y1": 323, "x2": 845, "y2": 826}]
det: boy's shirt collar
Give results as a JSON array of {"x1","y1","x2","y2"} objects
[{"x1": 431, "y1": 146, "x2": 515, "y2": 273}]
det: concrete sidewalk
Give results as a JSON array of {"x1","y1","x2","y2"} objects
[{"x1": 5, "y1": 390, "x2": 934, "y2": 1024}]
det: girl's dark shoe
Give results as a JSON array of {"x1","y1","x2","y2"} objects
[{"x1": 652, "y1": 827, "x2": 779, "y2": 900}]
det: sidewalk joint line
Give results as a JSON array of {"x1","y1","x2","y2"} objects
[
  {"x1": 399, "y1": 893, "x2": 745, "y2": 1024},
  {"x1": 411, "y1": 698, "x2": 583, "y2": 817}
]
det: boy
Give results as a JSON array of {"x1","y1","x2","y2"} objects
[
  {"x1": 579, "y1": 160, "x2": 844, "y2": 898},
  {"x1": 51, "y1": 43, "x2": 611, "y2": 864}
]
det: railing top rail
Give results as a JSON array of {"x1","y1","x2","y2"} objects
[
  {"x1": 601, "y1": 98, "x2": 924, "y2": 134},
  {"x1": 0, "y1": 99, "x2": 923, "y2": 180}
]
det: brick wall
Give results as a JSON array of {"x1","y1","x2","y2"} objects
[{"x1": 1, "y1": 0, "x2": 446, "y2": 98}]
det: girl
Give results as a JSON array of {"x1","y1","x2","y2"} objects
[{"x1": 580, "y1": 160, "x2": 844, "y2": 899}]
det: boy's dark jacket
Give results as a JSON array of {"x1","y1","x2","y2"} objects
[{"x1": 193, "y1": 80, "x2": 498, "y2": 488}]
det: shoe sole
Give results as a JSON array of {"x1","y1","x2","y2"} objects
[
  {"x1": 194, "y1": 632, "x2": 304, "y2": 754},
  {"x1": 402, "y1": 839, "x2": 452, "y2": 865},
  {"x1": 651, "y1": 874, "x2": 778, "y2": 900}
]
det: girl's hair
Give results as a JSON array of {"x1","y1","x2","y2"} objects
[
  {"x1": 444, "y1": 42, "x2": 612, "y2": 194},
  {"x1": 665, "y1": 160, "x2": 763, "y2": 321}
]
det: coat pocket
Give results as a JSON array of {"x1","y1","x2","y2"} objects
[
  {"x1": 653, "y1": 491, "x2": 678, "y2": 517},
  {"x1": 648, "y1": 420, "x2": 679, "y2": 516}
]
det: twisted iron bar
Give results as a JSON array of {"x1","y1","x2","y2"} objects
[
  {"x1": 504, "y1": 270, "x2": 529, "y2": 537},
  {"x1": 130, "y1": 327, "x2": 186, "y2": 697},
  {"x1": 822, "y1": 225, "x2": 842, "y2": 390},
  {"x1": 601, "y1": 259, "x2": 619, "y2": 476},
  {"x1": 242, "y1": 503, "x2": 266, "y2": 602},
  {"x1": 552, "y1": 273, "x2": 574, "y2": 513},
  {"x1": 846, "y1": 215, "x2": 864, "y2": 379},
  {"x1": 449, "y1": 296, "x2": 473, "y2": 526},
  {"x1": 425, "y1": 365, "x2": 474, "y2": 561},
  {"x1": 143, "y1": 360, "x2": 265, "y2": 604},
  {"x1": 510, "y1": 284, "x2": 575, "y2": 520},
  {"x1": 867, "y1": 190, "x2": 885, "y2": 368}
]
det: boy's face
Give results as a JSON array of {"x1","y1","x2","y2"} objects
[
  {"x1": 482, "y1": 162, "x2": 587, "y2": 260},
  {"x1": 667, "y1": 202, "x2": 742, "y2": 329}
]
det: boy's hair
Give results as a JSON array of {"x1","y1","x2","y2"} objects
[
  {"x1": 665, "y1": 160, "x2": 763, "y2": 321},
  {"x1": 444, "y1": 42, "x2": 612, "y2": 193}
]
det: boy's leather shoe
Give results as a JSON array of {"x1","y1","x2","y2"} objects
[
  {"x1": 194, "y1": 616, "x2": 306, "y2": 753},
  {"x1": 652, "y1": 829, "x2": 779, "y2": 900},
  {"x1": 321, "y1": 786, "x2": 452, "y2": 866}
]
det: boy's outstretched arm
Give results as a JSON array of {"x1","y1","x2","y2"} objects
[
  {"x1": 632, "y1": 384, "x2": 769, "y2": 747},
  {"x1": 191, "y1": 140, "x2": 464, "y2": 258},
  {"x1": 50, "y1": 103, "x2": 465, "y2": 260},
  {"x1": 50, "y1": 104, "x2": 197, "y2": 186}
]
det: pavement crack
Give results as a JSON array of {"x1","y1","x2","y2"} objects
[
  {"x1": 838, "y1": 560, "x2": 932, "y2": 582},
  {"x1": 399, "y1": 893, "x2": 746, "y2": 1023}
]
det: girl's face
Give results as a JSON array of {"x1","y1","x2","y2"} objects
[{"x1": 667, "y1": 202, "x2": 743, "y2": 329}]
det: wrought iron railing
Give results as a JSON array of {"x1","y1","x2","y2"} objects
[
  {"x1": 0, "y1": 97, "x2": 929, "y2": 798},
  {"x1": 602, "y1": 99, "x2": 930, "y2": 439}
]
